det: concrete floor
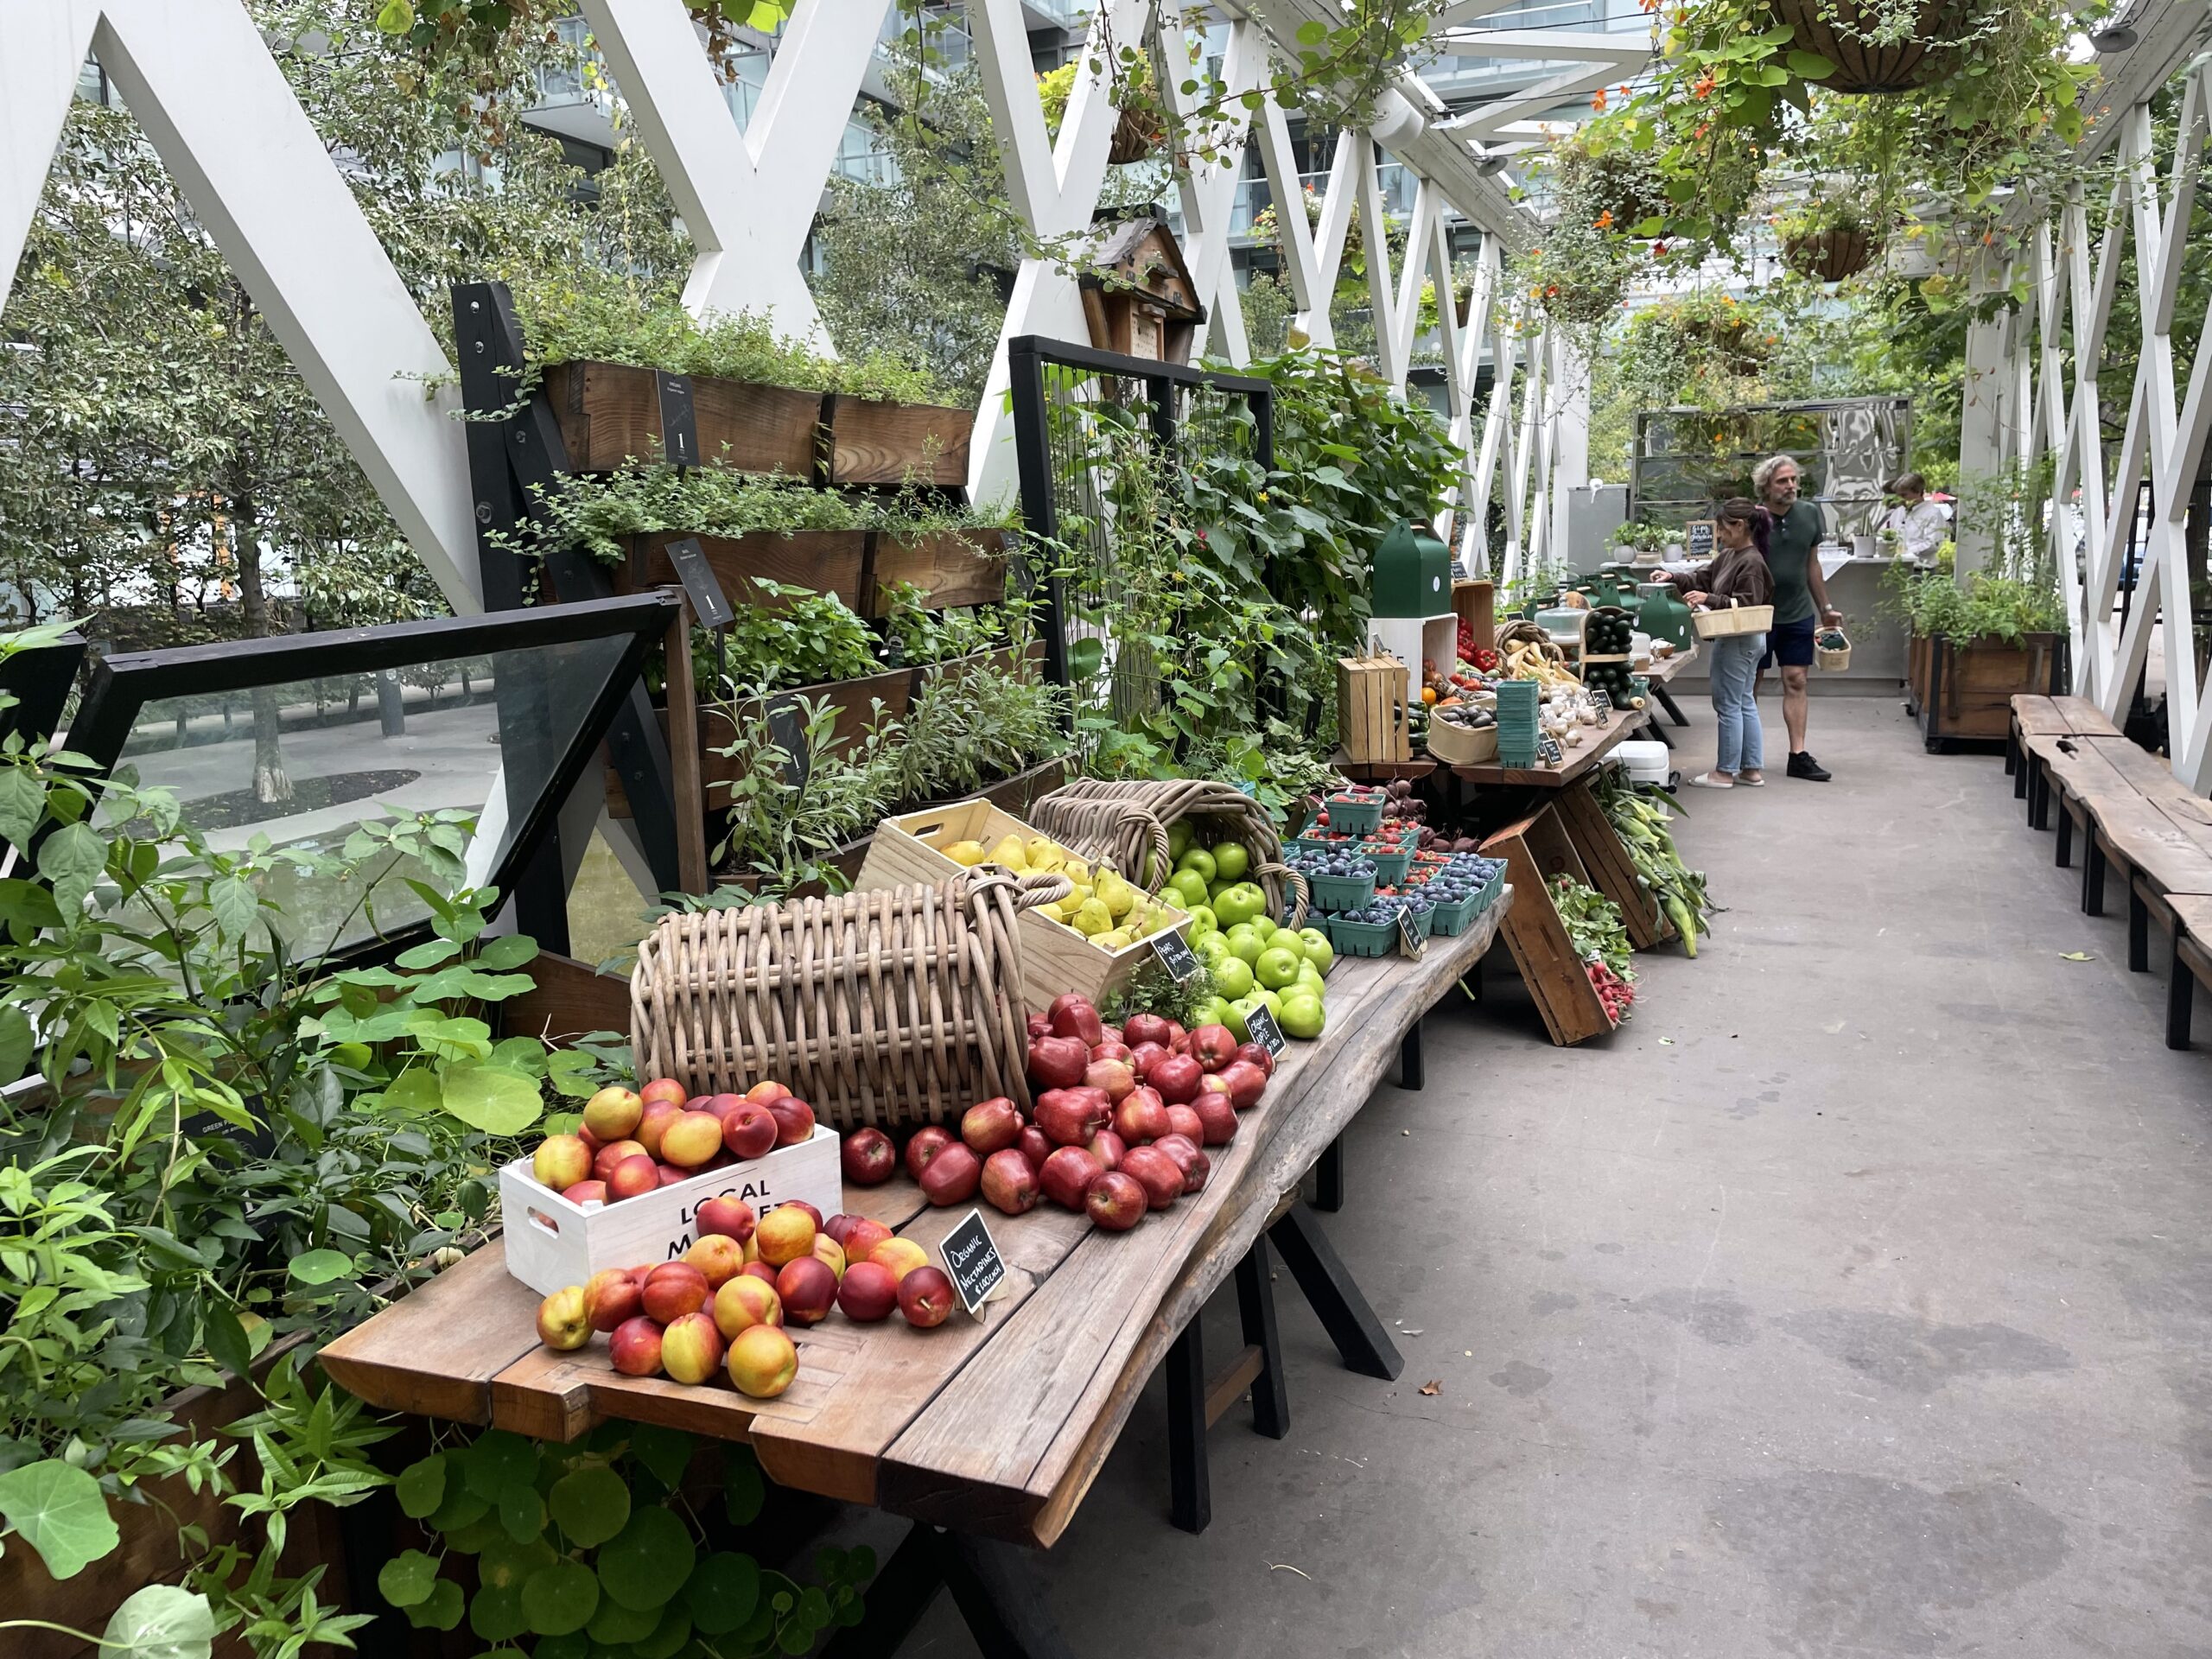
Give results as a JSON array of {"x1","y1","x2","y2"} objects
[{"x1": 886, "y1": 696, "x2": 2212, "y2": 1658}]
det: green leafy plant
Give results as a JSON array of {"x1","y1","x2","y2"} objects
[{"x1": 711, "y1": 583, "x2": 883, "y2": 694}]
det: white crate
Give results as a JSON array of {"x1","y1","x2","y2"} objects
[{"x1": 499, "y1": 1123, "x2": 844, "y2": 1296}]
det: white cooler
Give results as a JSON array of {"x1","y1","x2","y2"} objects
[{"x1": 1611, "y1": 741, "x2": 1675, "y2": 788}]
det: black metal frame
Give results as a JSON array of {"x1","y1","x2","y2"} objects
[
  {"x1": 0, "y1": 632, "x2": 87, "y2": 751},
  {"x1": 64, "y1": 593, "x2": 681, "y2": 968},
  {"x1": 1004, "y1": 334, "x2": 1274, "y2": 694}
]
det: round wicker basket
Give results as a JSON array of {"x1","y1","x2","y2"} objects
[
  {"x1": 1031, "y1": 778, "x2": 1311, "y2": 930},
  {"x1": 629, "y1": 868, "x2": 1069, "y2": 1131},
  {"x1": 1770, "y1": 0, "x2": 1975, "y2": 93}
]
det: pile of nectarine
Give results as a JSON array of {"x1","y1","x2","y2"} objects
[
  {"x1": 834, "y1": 994, "x2": 1273, "y2": 1232},
  {"x1": 529, "y1": 1077, "x2": 817, "y2": 1206},
  {"x1": 534, "y1": 1198, "x2": 956, "y2": 1398}
]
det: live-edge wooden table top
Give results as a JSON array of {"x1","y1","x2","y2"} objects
[{"x1": 323, "y1": 893, "x2": 1512, "y2": 1548}]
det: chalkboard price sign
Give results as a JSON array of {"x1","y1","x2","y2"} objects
[
  {"x1": 1244, "y1": 1002, "x2": 1287, "y2": 1057},
  {"x1": 1396, "y1": 907, "x2": 1425, "y2": 959},
  {"x1": 1538, "y1": 735, "x2": 1564, "y2": 766},
  {"x1": 1682, "y1": 518, "x2": 1716, "y2": 561},
  {"x1": 663, "y1": 537, "x2": 735, "y2": 631},
  {"x1": 939, "y1": 1210, "x2": 1007, "y2": 1318},
  {"x1": 656, "y1": 372, "x2": 699, "y2": 470},
  {"x1": 1588, "y1": 686, "x2": 1611, "y2": 715},
  {"x1": 1152, "y1": 929, "x2": 1203, "y2": 983}
]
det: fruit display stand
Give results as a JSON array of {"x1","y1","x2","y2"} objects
[
  {"x1": 1478, "y1": 807, "x2": 1618, "y2": 1046},
  {"x1": 321, "y1": 891, "x2": 1512, "y2": 1640}
]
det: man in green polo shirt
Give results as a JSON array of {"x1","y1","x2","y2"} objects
[{"x1": 1753, "y1": 455, "x2": 1844, "y2": 781}]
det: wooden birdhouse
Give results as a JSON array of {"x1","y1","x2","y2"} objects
[{"x1": 1077, "y1": 213, "x2": 1205, "y2": 365}]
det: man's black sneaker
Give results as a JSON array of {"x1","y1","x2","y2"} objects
[{"x1": 1787, "y1": 752, "x2": 1832, "y2": 781}]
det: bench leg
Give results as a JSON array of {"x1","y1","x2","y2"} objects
[
  {"x1": 2169, "y1": 933, "x2": 2195, "y2": 1052},
  {"x1": 1649, "y1": 717, "x2": 1675, "y2": 750},
  {"x1": 2130, "y1": 887, "x2": 2150, "y2": 973},
  {"x1": 1315, "y1": 1134, "x2": 1345, "y2": 1212},
  {"x1": 2029, "y1": 762, "x2": 2049, "y2": 830},
  {"x1": 2014, "y1": 749, "x2": 2030, "y2": 799},
  {"x1": 1397, "y1": 1018, "x2": 1424, "y2": 1090},
  {"x1": 1236, "y1": 1238, "x2": 1291, "y2": 1440},
  {"x1": 825, "y1": 1525, "x2": 1077, "y2": 1659},
  {"x1": 2005, "y1": 728, "x2": 2018, "y2": 776},
  {"x1": 1269, "y1": 1205, "x2": 1403, "y2": 1382},
  {"x1": 2056, "y1": 802, "x2": 2072, "y2": 869},
  {"x1": 2082, "y1": 836, "x2": 2105, "y2": 917},
  {"x1": 1166, "y1": 1319, "x2": 1210, "y2": 1535}
]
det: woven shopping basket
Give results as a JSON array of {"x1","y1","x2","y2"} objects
[
  {"x1": 1815, "y1": 626, "x2": 1853, "y2": 671},
  {"x1": 1031, "y1": 778, "x2": 1309, "y2": 929},
  {"x1": 630, "y1": 868, "x2": 1069, "y2": 1131},
  {"x1": 1691, "y1": 599, "x2": 1776, "y2": 640}
]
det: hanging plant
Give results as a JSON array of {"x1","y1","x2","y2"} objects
[
  {"x1": 1768, "y1": 0, "x2": 1983, "y2": 95},
  {"x1": 1777, "y1": 194, "x2": 1889, "y2": 283},
  {"x1": 1038, "y1": 54, "x2": 1162, "y2": 164}
]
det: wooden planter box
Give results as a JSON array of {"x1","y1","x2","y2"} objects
[
  {"x1": 543, "y1": 361, "x2": 973, "y2": 486},
  {"x1": 1916, "y1": 632, "x2": 2064, "y2": 752},
  {"x1": 615, "y1": 527, "x2": 1007, "y2": 619}
]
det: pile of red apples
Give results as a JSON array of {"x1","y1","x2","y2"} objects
[
  {"x1": 528, "y1": 1077, "x2": 817, "y2": 1204},
  {"x1": 836, "y1": 994, "x2": 1274, "y2": 1231}
]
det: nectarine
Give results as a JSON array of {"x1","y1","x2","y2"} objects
[{"x1": 726, "y1": 1323, "x2": 798, "y2": 1398}]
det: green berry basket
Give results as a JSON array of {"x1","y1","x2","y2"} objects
[
  {"x1": 1426, "y1": 887, "x2": 1480, "y2": 936},
  {"x1": 1302, "y1": 863, "x2": 1378, "y2": 912},
  {"x1": 1326, "y1": 913, "x2": 1399, "y2": 957},
  {"x1": 1361, "y1": 829, "x2": 1416, "y2": 886},
  {"x1": 1320, "y1": 791, "x2": 1386, "y2": 835}
]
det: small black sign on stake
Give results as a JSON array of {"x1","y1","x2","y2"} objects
[
  {"x1": 1244, "y1": 1002, "x2": 1287, "y2": 1057},
  {"x1": 1396, "y1": 907, "x2": 1426, "y2": 959},
  {"x1": 765, "y1": 696, "x2": 811, "y2": 790},
  {"x1": 656, "y1": 372, "x2": 699, "y2": 471},
  {"x1": 1589, "y1": 686, "x2": 1611, "y2": 715},
  {"x1": 663, "y1": 537, "x2": 734, "y2": 631},
  {"x1": 940, "y1": 1210, "x2": 1007, "y2": 1319},
  {"x1": 1151, "y1": 928, "x2": 1203, "y2": 984},
  {"x1": 1537, "y1": 735, "x2": 1564, "y2": 767}
]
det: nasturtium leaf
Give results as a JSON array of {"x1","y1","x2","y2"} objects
[
  {"x1": 463, "y1": 1430, "x2": 539, "y2": 1500},
  {"x1": 1294, "y1": 16, "x2": 1326, "y2": 43},
  {"x1": 382, "y1": 1066, "x2": 442, "y2": 1115},
  {"x1": 439, "y1": 1063, "x2": 544, "y2": 1135},
  {"x1": 499, "y1": 1480, "x2": 546, "y2": 1542},
  {"x1": 531, "y1": 1635, "x2": 588, "y2": 1659},
  {"x1": 428, "y1": 1481, "x2": 491, "y2": 1535},
  {"x1": 627, "y1": 1425, "x2": 695, "y2": 1494},
  {"x1": 595, "y1": 1506, "x2": 696, "y2": 1611},
  {"x1": 585, "y1": 1594, "x2": 660, "y2": 1644},
  {"x1": 548, "y1": 1465, "x2": 630, "y2": 1548},
  {"x1": 0, "y1": 1003, "x2": 29, "y2": 1084},
  {"x1": 406, "y1": 1578, "x2": 465, "y2": 1631},
  {"x1": 99, "y1": 1585, "x2": 214, "y2": 1659},
  {"x1": 288, "y1": 1249, "x2": 353, "y2": 1286},
  {"x1": 630, "y1": 1602, "x2": 694, "y2": 1659},
  {"x1": 1786, "y1": 48, "x2": 1835, "y2": 77},
  {"x1": 545, "y1": 1049, "x2": 601, "y2": 1099},
  {"x1": 523, "y1": 1559, "x2": 601, "y2": 1636},
  {"x1": 777, "y1": 1618, "x2": 811, "y2": 1655},
  {"x1": 396, "y1": 938, "x2": 461, "y2": 969},
  {"x1": 477, "y1": 933, "x2": 540, "y2": 970},
  {"x1": 468, "y1": 1582, "x2": 527, "y2": 1643},
  {"x1": 396, "y1": 1453, "x2": 447, "y2": 1518},
  {"x1": 489, "y1": 1036, "x2": 549, "y2": 1077},
  {"x1": 377, "y1": 1548, "x2": 440, "y2": 1609},
  {"x1": 0, "y1": 1458, "x2": 118, "y2": 1579},
  {"x1": 200, "y1": 1305, "x2": 254, "y2": 1380},
  {"x1": 723, "y1": 1449, "x2": 764, "y2": 1528},
  {"x1": 683, "y1": 1552, "x2": 760, "y2": 1636},
  {"x1": 478, "y1": 1533, "x2": 557, "y2": 1591}
]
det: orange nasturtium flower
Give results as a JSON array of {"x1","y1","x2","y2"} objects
[
  {"x1": 1693, "y1": 69, "x2": 1717, "y2": 99},
  {"x1": 1591, "y1": 88, "x2": 1608, "y2": 112},
  {"x1": 1594, "y1": 209, "x2": 1615, "y2": 230}
]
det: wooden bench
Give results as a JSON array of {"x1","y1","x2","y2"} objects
[
  {"x1": 2011, "y1": 693, "x2": 2121, "y2": 804},
  {"x1": 2016, "y1": 719, "x2": 2212, "y2": 1051},
  {"x1": 324, "y1": 895, "x2": 1511, "y2": 1644}
]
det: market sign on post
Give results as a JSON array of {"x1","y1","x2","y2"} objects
[
  {"x1": 1152, "y1": 928, "x2": 1203, "y2": 984},
  {"x1": 940, "y1": 1210, "x2": 1008, "y2": 1318}
]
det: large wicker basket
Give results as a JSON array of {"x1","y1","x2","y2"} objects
[
  {"x1": 629, "y1": 868, "x2": 1068, "y2": 1131},
  {"x1": 1032, "y1": 779, "x2": 1311, "y2": 930}
]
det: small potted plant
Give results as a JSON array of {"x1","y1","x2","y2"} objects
[{"x1": 1779, "y1": 195, "x2": 1886, "y2": 283}]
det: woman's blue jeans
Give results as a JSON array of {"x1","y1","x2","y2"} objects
[{"x1": 1708, "y1": 632, "x2": 1765, "y2": 774}]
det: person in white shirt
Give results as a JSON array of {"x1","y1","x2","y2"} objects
[{"x1": 1882, "y1": 474, "x2": 1950, "y2": 563}]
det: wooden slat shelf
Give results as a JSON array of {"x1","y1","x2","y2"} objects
[{"x1": 321, "y1": 893, "x2": 1510, "y2": 1547}]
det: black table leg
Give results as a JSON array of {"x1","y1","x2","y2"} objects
[
  {"x1": 1269, "y1": 1205, "x2": 1402, "y2": 1381},
  {"x1": 1315, "y1": 1135, "x2": 1345, "y2": 1212},
  {"x1": 1398, "y1": 1018, "x2": 1424, "y2": 1090},
  {"x1": 2056, "y1": 801, "x2": 2073, "y2": 868},
  {"x1": 1650, "y1": 679, "x2": 1691, "y2": 728},
  {"x1": 2029, "y1": 762, "x2": 2049, "y2": 830},
  {"x1": 1166, "y1": 1320, "x2": 1210, "y2": 1535},
  {"x1": 1237, "y1": 1238, "x2": 1290, "y2": 1440},
  {"x1": 1649, "y1": 716, "x2": 1675, "y2": 749},
  {"x1": 2130, "y1": 886, "x2": 2150, "y2": 972},
  {"x1": 821, "y1": 1523, "x2": 950, "y2": 1659},
  {"x1": 2168, "y1": 933, "x2": 2195, "y2": 1051},
  {"x1": 825, "y1": 1525, "x2": 1077, "y2": 1659},
  {"x1": 2083, "y1": 836, "x2": 2105, "y2": 916},
  {"x1": 2005, "y1": 729, "x2": 2018, "y2": 777}
]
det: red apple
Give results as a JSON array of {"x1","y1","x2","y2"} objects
[
  {"x1": 766, "y1": 1096, "x2": 816, "y2": 1147},
  {"x1": 1083, "y1": 1058, "x2": 1136, "y2": 1103},
  {"x1": 1039, "y1": 1146, "x2": 1102, "y2": 1211},
  {"x1": 1217, "y1": 1059, "x2": 1268, "y2": 1109},
  {"x1": 837, "y1": 1261, "x2": 900, "y2": 1322},
  {"x1": 537, "y1": 1285, "x2": 590, "y2": 1351},
  {"x1": 583, "y1": 1086, "x2": 645, "y2": 1141},
  {"x1": 1026, "y1": 1034, "x2": 1090, "y2": 1091},
  {"x1": 607, "y1": 1154, "x2": 659, "y2": 1201},
  {"x1": 899, "y1": 1266, "x2": 956, "y2": 1328},
  {"x1": 1085, "y1": 1168, "x2": 1147, "y2": 1231},
  {"x1": 1151, "y1": 1053, "x2": 1203, "y2": 1105},
  {"x1": 961, "y1": 1097, "x2": 1023, "y2": 1157},
  {"x1": 841, "y1": 1127, "x2": 897, "y2": 1185},
  {"x1": 1120, "y1": 1145, "x2": 1184, "y2": 1211},
  {"x1": 722, "y1": 1102, "x2": 778, "y2": 1160},
  {"x1": 560, "y1": 1179, "x2": 607, "y2": 1207},
  {"x1": 1129, "y1": 1041, "x2": 1168, "y2": 1079},
  {"x1": 1189, "y1": 1024, "x2": 1238, "y2": 1071},
  {"x1": 1047, "y1": 994, "x2": 1104, "y2": 1046},
  {"x1": 593, "y1": 1139, "x2": 649, "y2": 1182},
  {"x1": 1084, "y1": 1128, "x2": 1126, "y2": 1171},
  {"x1": 696, "y1": 1196, "x2": 757, "y2": 1243},
  {"x1": 1122, "y1": 1012, "x2": 1172, "y2": 1048},
  {"x1": 1192, "y1": 1092, "x2": 1237, "y2": 1147},
  {"x1": 982, "y1": 1148, "x2": 1040, "y2": 1216},
  {"x1": 583, "y1": 1268, "x2": 642, "y2": 1332},
  {"x1": 635, "y1": 1102, "x2": 680, "y2": 1160},
  {"x1": 1026, "y1": 1014, "x2": 1054, "y2": 1041},
  {"x1": 1112, "y1": 1090, "x2": 1169, "y2": 1145},
  {"x1": 1033, "y1": 1086, "x2": 1110, "y2": 1147},
  {"x1": 661, "y1": 1312, "x2": 725, "y2": 1385},
  {"x1": 842, "y1": 1217, "x2": 894, "y2": 1266},
  {"x1": 639, "y1": 1077, "x2": 688, "y2": 1110},
  {"x1": 1230, "y1": 1043, "x2": 1275, "y2": 1079},
  {"x1": 609, "y1": 1316, "x2": 664, "y2": 1376},
  {"x1": 919, "y1": 1143, "x2": 982, "y2": 1206},
  {"x1": 660, "y1": 1111, "x2": 723, "y2": 1169},
  {"x1": 774, "y1": 1256, "x2": 837, "y2": 1325},
  {"x1": 1089, "y1": 1040, "x2": 1133, "y2": 1064},
  {"x1": 1182, "y1": 1148, "x2": 1211, "y2": 1194},
  {"x1": 642, "y1": 1262, "x2": 709, "y2": 1323},
  {"x1": 906, "y1": 1125, "x2": 955, "y2": 1181},
  {"x1": 685, "y1": 1234, "x2": 746, "y2": 1289},
  {"x1": 532, "y1": 1135, "x2": 593, "y2": 1192},
  {"x1": 1154, "y1": 1132, "x2": 1198, "y2": 1174},
  {"x1": 1097, "y1": 1023, "x2": 1122, "y2": 1046},
  {"x1": 1165, "y1": 1104, "x2": 1205, "y2": 1144},
  {"x1": 1015, "y1": 1125, "x2": 1053, "y2": 1173}
]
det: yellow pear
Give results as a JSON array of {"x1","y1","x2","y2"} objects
[
  {"x1": 1024, "y1": 836, "x2": 1065, "y2": 872},
  {"x1": 1061, "y1": 857, "x2": 1091, "y2": 887},
  {"x1": 987, "y1": 835, "x2": 1029, "y2": 870},
  {"x1": 942, "y1": 839, "x2": 988, "y2": 868},
  {"x1": 1072, "y1": 898, "x2": 1114, "y2": 938},
  {"x1": 1096, "y1": 929, "x2": 1132, "y2": 951},
  {"x1": 1096, "y1": 872, "x2": 1135, "y2": 919}
]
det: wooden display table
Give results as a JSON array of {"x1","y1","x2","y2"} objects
[
  {"x1": 325, "y1": 896, "x2": 1510, "y2": 1573},
  {"x1": 1641, "y1": 644, "x2": 1698, "y2": 746},
  {"x1": 1446, "y1": 703, "x2": 1645, "y2": 791}
]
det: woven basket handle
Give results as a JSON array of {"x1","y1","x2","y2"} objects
[
  {"x1": 1257, "y1": 860, "x2": 1311, "y2": 931},
  {"x1": 1009, "y1": 870, "x2": 1073, "y2": 911}
]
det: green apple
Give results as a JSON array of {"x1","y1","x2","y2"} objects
[
  {"x1": 1255, "y1": 945, "x2": 1304, "y2": 992},
  {"x1": 1167, "y1": 818, "x2": 1195, "y2": 862},
  {"x1": 1296, "y1": 927, "x2": 1335, "y2": 972},
  {"x1": 1252, "y1": 987, "x2": 1284, "y2": 1018},
  {"x1": 1196, "y1": 931, "x2": 1233, "y2": 967},
  {"x1": 1211, "y1": 955, "x2": 1255, "y2": 1001},
  {"x1": 1211, "y1": 883, "x2": 1264, "y2": 928},
  {"x1": 1175, "y1": 847, "x2": 1218, "y2": 885},
  {"x1": 1295, "y1": 963, "x2": 1326, "y2": 995},
  {"x1": 1278, "y1": 992, "x2": 1325, "y2": 1039},
  {"x1": 1169, "y1": 869, "x2": 1211, "y2": 910},
  {"x1": 1211, "y1": 841, "x2": 1250, "y2": 881},
  {"x1": 1192, "y1": 995, "x2": 1236, "y2": 1032},
  {"x1": 1217, "y1": 1001, "x2": 1252, "y2": 1043},
  {"x1": 1224, "y1": 924, "x2": 1266, "y2": 967},
  {"x1": 1185, "y1": 904, "x2": 1218, "y2": 938}
]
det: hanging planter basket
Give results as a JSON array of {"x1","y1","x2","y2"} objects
[
  {"x1": 1784, "y1": 226, "x2": 1884, "y2": 283},
  {"x1": 1109, "y1": 105, "x2": 1164, "y2": 165},
  {"x1": 1770, "y1": 0, "x2": 1977, "y2": 94}
]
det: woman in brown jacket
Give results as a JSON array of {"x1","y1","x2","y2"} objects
[{"x1": 1671, "y1": 498, "x2": 1775, "y2": 788}]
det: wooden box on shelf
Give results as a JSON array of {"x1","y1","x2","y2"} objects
[
  {"x1": 1479, "y1": 806, "x2": 1617, "y2": 1046},
  {"x1": 543, "y1": 360, "x2": 821, "y2": 476},
  {"x1": 613, "y1": 527, "x2": 1008, "y2": 619},
  {"x1": 1452, "y1": 578, "x2": 1495, "y2": 655},
  {"x1": 857, "y1": 798, "x2": 1192, "y2": 1014},
  {"x1": 1338, "y1": 652, "x2": 1412, "y2": 765},
  {"x1": 824, "y1": 396, "x2": 973, "y2": 486}
]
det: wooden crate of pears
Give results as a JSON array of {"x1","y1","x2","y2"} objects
[{"x1": 858, "y1": 800, "x2": 1192, "y2": 1014}]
